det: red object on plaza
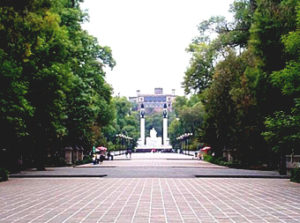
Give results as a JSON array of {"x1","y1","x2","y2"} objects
[
  {"x1": 96, "y1": 146, "x2": 107, "y2": 151},
  {"x1": 201, "y1": 146, "x2": 211, "y2": 151}
]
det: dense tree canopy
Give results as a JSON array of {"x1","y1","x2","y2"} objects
[
  {"x1": 182, "y1": 0, "x2": 299, "y2": 171},
  {"x1": 169, "y1": 95, "x2": 205, "y2": 150},
  {"x1": 0, "y1": 0, "x2": 115, "y2": 169}
]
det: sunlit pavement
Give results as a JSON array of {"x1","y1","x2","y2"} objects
[{"x1": 2, "y1": 153, "x2": 300, "y2": 222}]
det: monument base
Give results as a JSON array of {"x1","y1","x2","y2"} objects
[
  {"x1": 135, "y1": 145, "x2": 173, "y2": 152},
  {"x1": 136, "y1": 128, "x2": 172, "y2": 152}
]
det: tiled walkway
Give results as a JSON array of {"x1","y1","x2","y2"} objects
[
  {"x1": 1, "y1": 153, "x2": 300, "y2": 222},
  {"x1": 0, "y1": 178, "x2": 300, "y2": 222},
  {"x1": 10, "y1": 153, "x2": 284, "y2": 178}
]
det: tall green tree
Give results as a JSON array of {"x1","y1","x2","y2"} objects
[
  {"x1": 104, "y1": 96, "x2": 139, "y2": 148},
  {"x1": 169, "y1": 95, "x2": 205, "y2": 150},
  {"x1": 0, "y1": 0, "x2": 115, "y2": 169},
  {"x1": 183, "y1": 0, "x2": 256, "y2": 94},
  {"x1": 263, "y1": 2, "x2": 300, "y2": 173}
]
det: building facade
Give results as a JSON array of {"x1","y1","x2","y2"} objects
[{"x1": 129, "y1": 88, "x2": 176, "y2": 112}]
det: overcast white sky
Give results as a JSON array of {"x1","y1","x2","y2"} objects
[{"x1": 80, "y1": 0, "x2": 234, "y2": 98}]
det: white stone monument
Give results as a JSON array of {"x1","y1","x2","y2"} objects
[
  {"x1": 136, "y1": 103, "x2": 172, "y2": 151},
  {"x1": 162, "y1": 104, "x2": 170, "y2": 146},
  {"x1": 137, "y1": 104, "x2": 145, "y2": 147},
  {"x1": 145, "y1": 128, "x2": 162, "y2": 148}
]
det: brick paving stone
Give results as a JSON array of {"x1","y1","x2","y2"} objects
[{"x1": 1, "y1": 153, "x2": 300, "y2": 223}]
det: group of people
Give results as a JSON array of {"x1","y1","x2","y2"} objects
[
  {"x1": 92, "y1": 153, "x2": 105, "y2": 164},
  {"x1": 93, "y1": 148, "x2": 132, "y2": 164},
  {"x1": 92, "y1": 150, "x2": 114, "y2": 164}
]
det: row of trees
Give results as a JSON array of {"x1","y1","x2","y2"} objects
[
  {"x1": 102, "y1": 96, "x2": 139, "y2": 150},
  {"x1": 0, "y1": 0, "x2": 116, "y2": 170},
  {"x1": 173, "y1": 0, "x2": 299, "y2": 171}
]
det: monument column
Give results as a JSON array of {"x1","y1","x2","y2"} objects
[
  {"x1": 163, "y1": 104, "x2": 168, "y2": 145},
  {"x1": 140, "y1": 104, "x2": 145, "y2": 145}
]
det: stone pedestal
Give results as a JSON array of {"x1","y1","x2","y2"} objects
[
  {"x1": 140, "y1": 118, "x2": 145, "y2": 145},
  {"x1": 73, "y1": 147, "x2": 78, "y2": 163},
  {"x1": 64, "y1": 147, "x2": 73, "y2": 165},
  {"x1": 78, "y1": 147, "x2": 84, "y2": 161},
  {"x1": 163, "y1": 118, "x2": 169, "y2": 145},
  {"x1": 286, "y1": 155, "x2": 300, "y2": 176}
]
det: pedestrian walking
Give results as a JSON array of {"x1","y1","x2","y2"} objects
[
  {"x1": 127, "y1": 148, "x2": 132, "y2": 158},
  {"x1": 96, "y1": 154, "x2": 100, "y2": 164}
]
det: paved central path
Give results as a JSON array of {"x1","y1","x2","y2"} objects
[
  {"x1": 10, "y1": 153, "x2": 285, "y2": 178},
  {"x1": 1, "y1": 153, "x2": 300, "y2": 223}
]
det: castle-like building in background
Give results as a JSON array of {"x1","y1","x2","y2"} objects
[{"x1": 129, "y1": 88, "x2": 176, "y2": 112}]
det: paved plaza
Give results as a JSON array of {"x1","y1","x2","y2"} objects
[
  {"x1": 1, "y1": 153, "x2": 300, "y2": 222},
  {"x1": 10, "y1": 153, "x2": 286, "y2": 178}
]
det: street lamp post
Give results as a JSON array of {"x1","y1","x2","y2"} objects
[
  {"x1": 176, "y1": 133, "x2": 193, "y2": 156},
  {"x1": 116, "y1": 133, "x2": 133, "y2": 156}
]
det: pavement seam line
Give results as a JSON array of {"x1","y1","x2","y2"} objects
[
  {"x1": 130, "y1": 178, "x2": 146, "y2": 223},
  {"x1": 178, "y1": 179, "x2": 220, "y2": 223},
  {"x1": 192, "y1": 179, "x2": 238, "y2": 222},
  {"x1": 79, "y1": 178, "x2": 125, "y2": 223},
  {"x1": 203, "y1": 179, "x2": 271, "y2": 223},
  {"x1": 42, "y1": 179, "x2": 112, "y2": 223},
  {"x1": 0, "y1": 179, "x2": 71, "y2": 217},
  {"x1": 170, "y1": 178, "x2": 201, "y2": 223},
  {"x1": 194, "y1": 178, "x2": 252, "y2": 223},
  {"x1": 96, "y1": 178, "x2": 135, "y2": 223},
  {"x1": 164, "y1": 179, "x2": 186, "y2": 222},
  {"x1": 22, "y1": 180, "x2": 96, "y2": 223},
  {"x1": 113, "y1": 178, "x2": 142, "y2": 223},
  {"x1": 219, "y1": 179, "x2": 294, "y2": 222},
  {"x1": 239, "y1": 179, "x2": 300, "y2": 212},
  {"x1": 1, "y1": 179, "x2": 90, "y2": 221},
  {"x1": 148, "y1": 178, "x2": 153, "y2": 223},
  {"x1": 62, "y1": 178, "x2": 123, "y2": 223},
  {"x1": 158, "y1": 178, "x2": 168, "y2": 223}
]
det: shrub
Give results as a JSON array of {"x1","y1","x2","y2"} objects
[
  {"x1": 75, "y1": 156, "x2": 93, "y2": 165},
  {"x1": 291, "y1": 168, "x2": 300, "y2": 183},
  {"x1": 203, "y1": 154, "x2": 241, "y2": 168},
  {"x1": 0, "y1": 168, "x2": 9, "y2": 182},
  {"x1": 75, "y1": 160, "x2": 83, "y2": 165},
  {"x1": 82, "y1": 156, "x2": 93, "y2": 164},
  {"x1": 203, "y1": 154, "x2": 216, "y2": 162}
]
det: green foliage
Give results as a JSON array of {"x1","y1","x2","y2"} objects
[
  {"x1": 145, "y1": 113, "x2": 163, "y2": 137},
  {"x1": 46, "y1": 156, "x2": 66, "y2": 167},
  {"x1": 101, "y1": 96, "x2": 139, "y2": 148},
  {"x1": 183, "y1": 0, "x2": 256, "y2": 95},
  {"x1": 183, "y1": 0, "x2": 299, "y2": 169},
  {"x1": 204, "y1": 154, "x2": 242, "y2": 168},
  {"x1": 0, "y1": 168, "x2": 9, "y2": 182},
  {"x1": 203, "y1": 154, "x2": 214, "y2": 163},
  {"x1": 173, "y1": 96, "x2": 187, "y2": 116},
  {"x1": 203, "y1": 50, "x2": 262, "y2": 162},
  {"x1": 291, "y1": 168, "x2": 300, "y2": 183},
  {"x1": 169, "y1": 95, "x2": 205, "y2": 150},
  {"x1": 249, "y1": 0, "x2": 297, "y2": 73},
  {"x1": 0, "y1": 0, "x2": 115, "y2": 170},
  {"x1": 168, "y1": 118, "x2": 183, "y2": 148},
  {"x1": 263, "y1": 2, "x2": 300, "y2": 157},
  {"x1": 75, "y1": 155, "x2": 93, "y2": 165},
  {"x1": 183, "y1": 43, "x2": 215, "y2": 94},
  {"x1": 263, "y1": 100, "x2": 300, "y2": 154}
]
